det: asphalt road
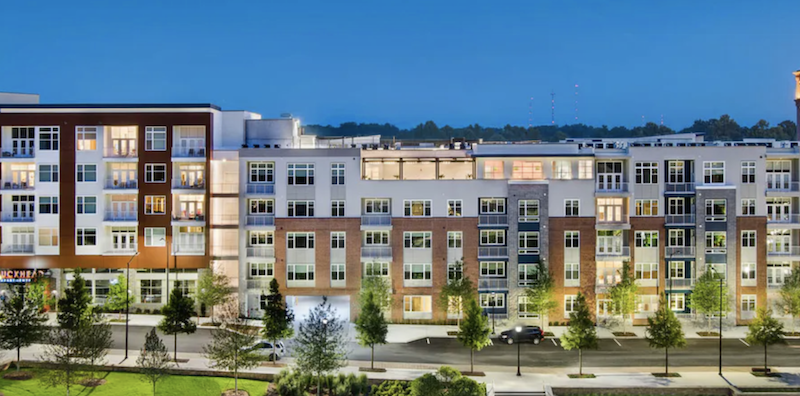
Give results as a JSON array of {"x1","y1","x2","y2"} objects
[{"x1": 107, "y1": 326, "x2": 800, "y2": 368}]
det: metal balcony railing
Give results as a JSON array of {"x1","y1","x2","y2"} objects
[
  {"x1": 246, "y1": 246, "x2": 275, "y2": 258},
  {"x1": 665, "y1": 246, "x2": 696, "y2": 257},
  {"x1": 596, "y1": 215, "x2": 630, "y2": 225},
  {"x1": 172, "y1": 178, "x2": 205, "y2": 190},
  {"x1": 0, "y1": 180, "x2": 34, "y2": 190},
  {"x1": 596, "y1": 182, "x2": 628, "y2": 193},
  {"x1": 766, "y1": 182, "x2": 800, "y2": 192},
  {"x1": 361, "y1": 214, "x2": 392, "y2": 226},
  {"x1": 0, "y1": 213, "x2": 34, "y2": 222},
  {"x1": 1, "y1": 148, "x2": 34, "y2": 158},
  {"x1": 595, "y1": 246, "x2": 630, "y2": 257},
  {"x1": 478, "y1": 246, "x2": 508, "y2": 258},
  {"x1": 246, "y1": 183, "x2": 275, "y2": 195},
  {"x1": 478, "y1": 214, "x2": 508, "y2": 226},
  {"x1": 104, "y1": 210, "x2": 137, "y2": 221},
  {"x1": 665, "y1": 182, "x2": 696, "y2": 193},
  {"x1": 246, "y1": 279, "x2": 272, "y2": 289},
  {"x1": 665, "y1": 214, "x2": 696, "y2": 225},
  {"x1": 667, "y1": 278, "x2": 695, "y2": 288},
  {"x1": 767, "y1": 214, "x2": 800, "y2": 224},
  {"x1": 767, "y1": 246, "x2": 800, "y2": 256},
  {"x1": 172, "y1": 213, "x2": 205, "y2": 222},
  {"x1": 172, "y1": 146, "x2": 206, "y2": 158},
  {"x1": 477, "y1": 278, "x2": 509, "y2": 290},
  {"x1": 103, "y1": 147, "x2": 137, "y2": 158},
  {"x1": 1, "y1": 244, "x2": 34, "y2": 254},
  {"x1": 104, "y1": 178, "x2": 138, "y2": 189},
  {"x1": 361, "y1": 246, "x2": 392, "y2": 258},
  {"x1": 105, "y1": 243, "x2": 138, "y2": 254},
  {"x1": 245, "y1": 215, "x2": 275, "y2": 226}
]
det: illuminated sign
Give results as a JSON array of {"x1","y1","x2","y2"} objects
[{"x1": 0, "y1": 269, "x2": 51, "y2": 283}]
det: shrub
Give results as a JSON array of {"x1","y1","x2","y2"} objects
[
  {"x1": 411, "y1": 373, "x2": 443, "y2": 396},
  {"x1": 370, "y1": 380, "x2": 411, "y2": 396},
  {"x1": 435, "y1": 366, "x2": 461, "y2": 385},
  {"x1": 151, "y1": 308, "x2": 161, "y2": 315},
  {"x1": 275, "y1": 369, "x2": 313, "y2": 396},
  {"x1": 134, "y1": 307, "x2": 143, "y2": 314},
  {"x1": 144, "y1": 309, "x2": 152, "y2": 314}
]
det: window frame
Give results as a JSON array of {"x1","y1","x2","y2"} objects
[
  {"x1": 76, "y1": 196, "x2": 97, "y2": 215},
  {"x1": 76, "y1": 164, "x2": 97, "y2": 183},
  {"x1": 331, "y1": 163, "x2": 345, "y2": 185},
  {"x1": 39, "y1": 196, "x2": 59, "y2": 214},
  {"x1": 480, "y1": 230, "x2": 505, "y2": 245},
  {"x1": 331, "y1": 200, "x2": 345, "y2": 217},
  {"x1": 518, "y1": 200, "x2": 539, "y2": 222},
  {"x1": 518, "y1": 231, "x2": 540, "y2": 254},
  {"x1": 403, "y1": 232, "x2": 432, "y2": 249},
  {"x1": 479, "y1": 261, "x2": 505, "y2": 277},
  {"x1": 565, "y1": 199, "x2": 579, "y2": 216},
  {"x1": 741, "y1": 161, "x2": 756, "y2": 183},
  {"x1": 447, "y1": 199, "x2": 463, "y2": 217},
  {"x1": 635, "y1": 162, "x2": 658, "y2": 184},
  {"x1": 287, "y1": 200, "x2": 315, "y2": 217},
  {"x1": 76, "y1": 227, "x2": 97, "y2": 246},
  {"x1": 144, "y1": 228, "x2": 167, "y2": 246},
  {"x1": 287, "y1": 232, "x2": 315, "y2": 249},
  {"x1": 144, "y1": 196, "x2": 167, "y2": 215},
  {"x1": 145, "y1": 126, "x2": 167, "y2": 151},
  {"x1": 703, "y1": 161, "x2": 725, "y2": 185},
  {"x1": 287, "y1": 163, "x2": 315, "y2": 185},
  {"x1": 403, "y1": 200, "x2": 432, "y2": 217},
  {"x1": 145, "y1": 164, "x2": 167, "y2": 183},
  {"x1": 565, "y1": 231, "x2": 580, "y2": 248},
  {"x1": 635, "y1": 199, "x2": 659, "y2": 216},
  {"x1": 38, "y1": 164, "x2": 59, "y2": 183}
]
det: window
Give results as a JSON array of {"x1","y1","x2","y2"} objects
[
  {"x1": 668, "y1": 229, "x2": 685, "y2": 247},
  {"x1": 518, "y1": 264, "x2": 539, "y2": 286},
  {"x1": 480, "y1": 262, "x2": 505, "y2": 277},
  {"x1": 145, "y1": 164, "x2": 167, "y2": 183},
  {"x1": 565, "y1": 263, "x2": 580, "y2": 281},
  {"x1": 39, "y1": 196, "x2": 58, "y2": 214},
  {"x1": 767, "y1": 160, "x2": 792, "y2": 190},
  {"x1": 76, "y1": 127, "x2": 97, "y2": 151},
  {"x1": 484, "y1": 161, "x2": 503, "y2": 179},
  {"x1": 287, "y1": 264, "x2": 315, "y2": 281},
  {"x1": 741, "y1": 263, "x2": 756, "y2": 280},
  {"x1": 703, "y1": 161, "x2": 725, "y2": 184},
  {"x1": 331, "y1": 200, "x2": 345, "y2": 217},
  {"x1": 76, "y1": 164, "x2": 97, "y2": 182},
  {"x1": 705, "y1": 232, "x2": 727, "y2": 249},
  {"x1": 39, "y1": 164, "x2": 59, "y2": 182},
  {"x1": 249, "y1": 162, "x2": 274, "y2": 183},
  {"x1": 565, "y1": 231, "x2": 580, "y2": 248},
  {"x1": 742, "y1": 231, "x2": 756, "y2": 248},
  {"x1": 635, "y1": 231, "x2": 658, "y2": 248},
  {"x1": 288, "y1": 163, "x2": 314, "y2": 185},
  {"x1": 480, "y1": 198, "x2": 506, "y2": 214},
  {"x1": 364, "y1": 199, "x2": 390, "y2": 214},
  {"x1": 518, "y1": 296, "x2": 538, "y2": 318},
  {"x1": 635, "y1": 199, "x2": 659, "y2": 216},
  {"x1": 479, "y1": 293, "x2": 505, "y2": 308},
  {"x1": 705, "y1": 199, "x2": 726, "y2": 220},
  {"x1": 144, "y1": 228, "x2": 167, "y2": 246},
  {"x1": 249, "y1": 231, "x2": 274, "y2": 246},
  {"x1": 76, "y1": 196, "x2": 97, "y2": 214},
  {"x1": 403, "y1": 296, "x2": 432, "y2": 314},
  {"x1": 636, "y1": 295, "x2": 659, "y2": 313},
  {"x1": 447, "y1": 200, "x2": 463, "y2": 217},
  {"x1": 331, "y1": 264, "x2": 345, "y2": 281},
  {"x1": 39, "y1": 127, "x2": 59, "y2": 151},
  {"x1": 565, "y1": 199, "x2": 579, "y2": 216},
  {"x1": 564, "y1": 295, "x2": 578, "y2": 314},
  {"x1": 553, "y1": 160, "x2": 572, "y2": 179},
  {"x1": 76, "y1": 228, "x2": 97, "y2": 246},
  {"x1": 447, "y1": 231, "x2": 462, "y2": 248},
  {"x1": 669, "y1": 294, "x2": 685, "y2": 311},
  {"x1": 578, "y1": 160, "x2": 593, "y2": 179},
  {"x1": 145, "y1": 126, "x2": 167, "y2": 151},
  {"x1": 668, "y1": 160, "x2": 685, "y2": 183},
  {"x1": 249, "y1": 263, "x2": 275, "y2": 278},
  {"x1": 707, "y1": 264, "x2": 726, "y2": 280},
  {"x1": 174, "y1": 280, "x2": 196, "y2": 297},
  {"x1": 288, "y1": 201, "x2": 315, "y2": 217},
  {"x1": 249, "y1": 199, "x2": 274, "y2": 214},
  {"x1": 38, "y1": 228, "x2": 59, "y2": 246},
  {"x1": 331, "y1": 232, "x2": 346, "y2": 249},
  {"x1": 597, "y1": 198, "x2": 624, "y2": 222},
  {"x1": 518, "y1": 232, "x2": 539, "y2": 253},
  {"x1": 140, "y1": 280, "x2": 162, "y2": 303},
  {"x1": 518, "y1": 200, "x2": 539, "y2": 222},
  {"x1": 365, "y1": 262, "x2": 389, "y2": 277},
  {"x1": 404, "y1": 200, "x2": 432, "y2": 217},
  {"x1": 767, "y1": 263, "x2": 791, "y2": 286},
  {"x1": 635, "y1": 162, "x2": 658, "y2": 184},
  {"x1": 330, "y1": 163, "x2": 345, "y2": 185},
  {"x1": 512, "y1": 161, "x2": 543, "y2": 180},
  {"x1": 767, "y1": 229, "x2": 792, "y2": 254},
  {"x1": 404, "y1": 232, "x2": 432, "y2": 248},
  {"x1": 404, "y1": 263, "x2": 432, "y2": 281},
  {"x1": 287, "y1": 233, "x2": 315, "y2": 249},
  {"x1": 635, "y1": 263, "x2": 658, "y2": 280},
  {"x1": 669, "y1": 262, "x2": 684, "y2": 278},
  {"x1": 447, "y1": 262, "x2": 463, "y2": 281},
  {"x1": 480, "y1": 230, "x2": 505, "y2": 245},
  {"x1": 741, "y1": 161, "x2": 756, "y2": 183},
  {"x1": 741, "y1": 295, "x2": 757, "y2": 313},
  {"x1": 364, "y1": 231, "x2": 390, "y2": 246},
  {"x1": 741, "y1": 199, "x2": 756, "y2": 216},
  {"x1": 144, "y1": 196, "x2": 166, "y2": 215}
]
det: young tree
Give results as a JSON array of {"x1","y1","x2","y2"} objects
[
  {"x1": 195, "y1": 269, "x2": 230, "y2": 324},
  {"x1": 39, "y1": 327, "x2": 85, "y2": 396},
  {"x1": 457, "y1": 297, "x2": 491, "y2": 374},
  {"x1": 0, "y1": 293, "x2": 48, "y2": 371},
  {"x1": 355, "y1": 289, "x2": 388, "y2": 370},
  {"x1": 137, "y1": 328, "x2": 173, "y2": 396},
  {"x1": 262, "y1": 278, "x2": 294, "y2": 366},
  {"x1": 292, "y1": 297, "x2": 348, "y2": 396},
  {"x1": 645, "y1": 293, "x2": 687, "y2": 375},
  {"x1": 204, "y1": 316, "x2": 264, "y2": 395},
  {"x1": 360, "y1": 275, "x2": 392, "y2": 312},
  {"x1": 690, "y1": 270, "x2": 729, "y2": 333},
  {"x1": 560, "y1": 292, "x2": 598, "y2": 376},
  {"x1": 57, "y1": 270, "x2": 94, "y2": 330},
  {"x1": 524, "y1": 265, "x2": 558, "y2": 332},
  {"x1": 745, "y1": 308, "x2": 786, "y2": 373},
  {"x1": 438, "y1": 260, "x2": 473, "y2": 326},
  {"x1": 779, "y1": 269, "x2": 800, "y2": 334},
  {"x1": 608, "y1": 260, "x2": 638, "y2": 334},
  {"x1": 104, "y1": 275, "x2": 135, "y2": 320},
  {"x1": 79, "y1": 319, "x2": 113, "y2": 378},
  {"x1": 158, "y1": 288, "x2": 197, "y2": 361}
]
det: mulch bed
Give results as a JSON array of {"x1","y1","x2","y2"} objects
[
  {"x1": 358, "y1": 367, "x2": 387, "y2": 373},
  {"x1": 652, "y1": 373, "x2": 681, "y2": 378},
  {"x1": 260, "y1": 362, "x2": 286, "y2": 368},
  {"x1": 200, "y1": 322, "x2": 222, "y2": 327},
  {"x1": 567, "y1": 374, "x2": 596, "y2": 379},
  {"x1": 612, "y1": 332, "x2": 637, "y2": 337},
  {"x1": 697, "y1": 331, "x2": 721, "y2": 337},
  {"x1": 459, "y1": 371, "x2": 485, "y2": 377},
  {"x1": 447, "y1": 331, "x2": 459, "y2": 336},
  {"x1": 79, "y1": 378, "x2": 107, "y2": 387},
  {"x1": 2, "y1": 371, "x2": 34, "y2": 380},
  {"x1": 172, "y1": 359, "x2": 190, "y2": 363},
  {"x1": 222, "y1": 390, "x2": 249, "y2": 396},
  {"x1": 751, "y1": 372, "x2": 781, "y2": 378}
]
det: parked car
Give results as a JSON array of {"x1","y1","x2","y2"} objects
[
  {"x1": 499, "y1": 326, "x2": 544, "y2": 345},
  {"x1": 248, "y1": 340, "x2": 286, "y2": 361}
]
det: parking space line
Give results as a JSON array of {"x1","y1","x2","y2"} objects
[
  {"x1": 739, "y1": 338, "x2": 750, "y2": 347},
  {"x1": 551, "y1": 338, "x2": 558, "y2": 346},
  {"x1": 614, "y1": 339, "x2": 622, "y2": 347}
]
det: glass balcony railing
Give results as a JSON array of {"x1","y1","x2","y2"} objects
[{"x1": 245, "y1": 215, "x2": 275, "y2": 226}]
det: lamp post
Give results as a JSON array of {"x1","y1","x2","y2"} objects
[
  {"x1": 51, "y1": 290, "x2": 58, "y2": 312},
  {"x1": 490, "y1": 292, "x2": 496, "y2": 335},
  {"x1": 160, "y1": 238, "x2": 169, "y2": 304},
  {"x1": 123, "y1": 251, "x2": 139, "y2": 361},
  {"x1": 718, "y1": 272, "x2": 723, "y2": 376},
  {"x1": 515, "y1": 326, "x2": 522, "y2": 376}
]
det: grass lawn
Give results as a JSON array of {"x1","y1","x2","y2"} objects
[{"x1": 0, "y1": 369, "x2": 269, "y2": 396}]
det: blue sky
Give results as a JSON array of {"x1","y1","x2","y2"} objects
[{"x1": 1, "y1": 0, "x2": 798, "y2": 129}]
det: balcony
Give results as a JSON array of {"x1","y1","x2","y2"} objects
[
  {"x1": 595, "y1": 246, "x2": 630, "y2": 258},
  {"x1": 1, "y1": 244, "x2": 34, "y2": 254},
  {"x1": 172, "y1": 178, "x2": 205, "y2": 191},
  {"x1": 0, "y1": 180, "x2": 34, "y2": 190},
  {"x1": 103, "y1": 147, "x2": 137, "y2": 159},
  {"x1": 361, "y1": 246, "x2": 392, "y2": 259},
  {"x1": 246, "y1": 279, "x2": 272, "y2": 289},
  {"x1": 104, "y1": 210, "x2": 137, "y2": 222},
  {"x1": 766, "y1": 182, "x2": 800, "y2": 193},
  {"x1": 478, "y1": 215, "x2": 508, "y2": 227},
  {"x1": 0, "y1": 213, "x2": 34, "y2": 223},
  {"x1": 767, "y1": 246, "x2": 800, "y2": 257},
  {"x1": 478, "y1": 246, "x2": 508, "y2": 258},
  {"x1": 477, "y1": 278, "x2": 509, "y2": 291},
  {"x1": 665, "y1": 182, "x2": 696, "y2": 194},
  {"x1": 767, "y1": 214, "x2": 800, "y2": 225},
  {"x1": 104, "y1": 178, "x2": 138, "y2": 190},
  {"x1": 172, "y1": 213, "x2": 205, "y2": 223},
  {"x1": 667, "y1": 278, "x2": 695, "y2": 289},
  {"x1": 361, "y1": 214, "x2": 392, "y2": 228},
  {"x1": 0, "y1": 148, "x2": 34, "y2": 159},
  {"x1": 665, "y1": 214, "x2": 696, "y2": 226},
  {"x1": 595, "y1": 182, "x2": 629, "y2": 194},
  {"x1": 245, "y1": 215, "x2": 275, "y2": 227},
  {"x1": 246, "y1": 246, "x2": 275, "y2": 258},
  {"x1": 245, "y1": 183, "x2": 275, "y2": 195},
  {"x1": 665, "y1": 246, "x2": 696, "y2": 257},
  {"x1": 104, "y1": 243, "x2": 138, "y2": 255},
  {"x1": 173, "y1": 243, "x2": 205, "y2": 255},
  {"x1": 596, "y1": 215, "x2": 630, "y2": 228},
  {"x1": 172, "y1": 146, "x2": 206, "y2": 158}
]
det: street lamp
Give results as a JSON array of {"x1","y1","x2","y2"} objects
[
  {"x1": 515, "y1": 326, "x2": 522, "y2": 376},
  {"x1": 710, "y1": 267, "x2": 723, "y2": 376},
  {"x1": 51, "y1": 290, "x2": 58, "y2": 312},
  {"x1": 490, "y1": 292, "x2": 496, "y2": 335}
]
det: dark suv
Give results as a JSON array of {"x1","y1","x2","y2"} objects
[{"x1": 499, "y1": 325, "x2": 544, "y2": 345}]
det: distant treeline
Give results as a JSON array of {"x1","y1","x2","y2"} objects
[{"x1": 304, "y1": 115, "x2": 798, "y2": 142}]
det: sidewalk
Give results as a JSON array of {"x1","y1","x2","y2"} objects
[{"x1": 8, "y1": 346, "x2": 800, "y2": 393}]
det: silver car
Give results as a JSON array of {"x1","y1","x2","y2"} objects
[{"x1": 249, "y1": 340, "x2": 286, "y2": 361}]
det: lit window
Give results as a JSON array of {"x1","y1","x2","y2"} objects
[
  {"x1": 553, "y1": 160, "x2": 572, "y2": 179},
  {"x1": 635, "y1": 263, "x2": 658, "y2": 280},
  {"x1": 512, "y1": 161, "x2": 543, "y2": 180},
  {"x1": 404, "y1": 200, "x2": 431, "y2": 217},
  {"x1": 447, "y1": 200, "x2": 462, "y2": 217},
  {"x1": 635, "y1": 199, "x2": 659, "y2": 216},
  {"x1": 635, "y1": 231, "x2": 658, "y2": 248},
  {"x1": 484, "y1": 161, "x2": 504, "y2": 179},
  {"x1": 403, "y1": 232, "x2": 432, "y2": 248},
  {"x1": 76, "y1": 127, "x2": 97, "y2": 151},
  {"x1": 578, "y1": 160, "x2": 593, "y2": 179},
  {"x1": 144, "y1": 196, "x2": 166, "y2": 215}
]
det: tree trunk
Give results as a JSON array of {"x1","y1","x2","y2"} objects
[
  {"x1": 578, "y1": 349, "x2": 583, "y2": 376},
  {"x1": 153, "y1": 381, "x2": 156, "y2": 396},
  {"x1": 764, "y1": 343, "x2": 768, "y2": 373},
  {"x1": 273, "y1": 340, "x2": 278, "y2": 366},
  {"x1": 665, "y1": 347, "x2": 669, "y2": 375},
  {"x1": 317, "y1": 376, "x2": 321, "y2": 396},
  {"x1": 211, "y1": 306, "x2": 215, "y2": 325},
  {"x1": 174, "y1": 334, "x2": 178, "y2": 361},
  {"x1": 470, "y1": 348, "x2": 474, "y2": 373},
  {"x1": 371, "y1": 345, "x2": 375, "y2": 370},
  {"x1": 16, "y1": 346, "x2": 20, "y2": 371},
  {"x1": 235, "y1": 367, "x2": 239, "y2": 393}
]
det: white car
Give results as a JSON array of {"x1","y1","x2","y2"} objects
[{"x1": 249, "y1": 340, "x2": 286, "y2": 361}]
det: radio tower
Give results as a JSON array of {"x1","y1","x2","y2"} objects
[
  {"x1": 660, "y1": 114, "x2": 664, "y2": 126},
  {"x1": 550, "y1": 91, "x2": 556, "y2": 125},
  {"x1": 528, "y1": 97, "x2": 533, "y2": 128},
  {"x1": 574, "y1": 84, "x2": 579, "y2": 122}
]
